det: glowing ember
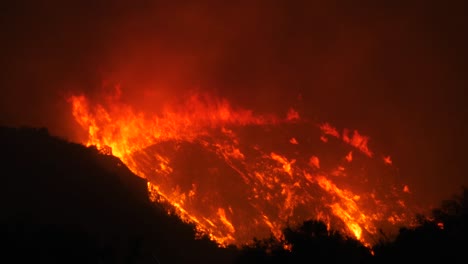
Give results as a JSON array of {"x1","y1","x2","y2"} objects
[
  {"x1": 383, "y1": 155, "x2": 392, "y2": 165},
  {"x1": 289, "y1": 137, "x2": 299, "y2": 145},
  {"x1": 345, "y1": 151, "x2": 353, "y2": 162},
  {"x1": 68, "y1": 89, "x2": 413, "y2": 247},
  {"x1": 403, "y1": 185, "x2": 411, "y2": 193}
]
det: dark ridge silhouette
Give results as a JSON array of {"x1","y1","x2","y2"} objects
[
  {"x1": 234, "y1": 220, "x2": 372, "y2": 264},
  {"x1": 0, "y1": 125, "x2": 236, "y2": 263},
  {"x1": 1, "y1": 125, "x2": 467, "y2": 263},
  {"x1": 373, "y1": 186, "x2": 468, "y2": 263}
]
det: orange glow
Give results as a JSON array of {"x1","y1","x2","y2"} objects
[{"x1": 69, "y1": 90, "x2": 413, "y2": 248}]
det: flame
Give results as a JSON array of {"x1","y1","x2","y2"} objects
[
  {"x1": 270, "y1": 152, "x2": 295, "y2": 177},
  {"x1": 68, "y1": 89, "x2": 413, "y2": 247},
  {"x1": 319, "y1": 123, "x2": 340, "y2": 139},
  {"x1": 342, "y1": 129, "x2": 373, "y2": 157},
  {"x1": 319, "y1": 123, "x2": 373, "y2": 157},
  {"x1": 313, "y1": 175, "x2": 375, "y2": 241}
]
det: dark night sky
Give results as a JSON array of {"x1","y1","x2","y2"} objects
[{"x1": 1, "y1": 1, "x2": 467, "y2": 209}]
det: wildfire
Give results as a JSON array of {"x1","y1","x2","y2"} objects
[{"x1": 68, "y1": 89, "x2": 412, "y2": 247}]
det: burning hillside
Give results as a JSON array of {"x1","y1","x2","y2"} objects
[{"x1": 68, "y1": 89, "x2": 413, "y2": 247}]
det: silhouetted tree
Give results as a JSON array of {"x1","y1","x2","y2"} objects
[
  {"x1": 284, "y1": 220, "x2": 372, "y2": 263},
  {"x1": 373, "y1": 187, "x2": 468, "y2": 263},
  {"x1": 235, "y1": 220, "x2": 372, "y2": 264},
  {"x1": 234, "y1": 236, "x2": 288, "y2": 264}
]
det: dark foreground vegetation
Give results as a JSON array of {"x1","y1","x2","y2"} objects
[{"x1": 0, "y1": 126, "x2": 466, "y2": 263}]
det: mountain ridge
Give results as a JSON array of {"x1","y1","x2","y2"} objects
[{"x1": 0, "y1": 125, "x2": 234, "y2": 263}]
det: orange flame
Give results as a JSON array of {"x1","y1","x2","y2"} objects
[
  {"x1": 68, "y1": 90, "x2": 413, "y2": 247},
  {"x1": 319, "y1": 123, "x2": 373, "y2": 157}
]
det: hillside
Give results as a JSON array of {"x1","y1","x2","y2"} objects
[
  {"x1": 0, "y1": 126, "x2": 235, "y2": 263},
  {"x1": 1, "y1": 125, "x2": 467, "y2": 264}
]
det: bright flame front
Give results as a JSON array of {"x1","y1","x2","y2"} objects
[{"x1": 69, "y1": 90, "x2": 412, "y2": 247}]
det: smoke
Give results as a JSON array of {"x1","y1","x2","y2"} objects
[{"x1": 1, "y1": 0, "x2": 467, "y2": 210}]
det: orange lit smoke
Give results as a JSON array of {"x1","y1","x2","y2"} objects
[{"x1": 69, "y1": 90, "x2": 412, "y2": 247}]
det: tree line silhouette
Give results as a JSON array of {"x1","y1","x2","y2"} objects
[{"x1": 0, "y1": 126, "x2": 466, "y2": 263}]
